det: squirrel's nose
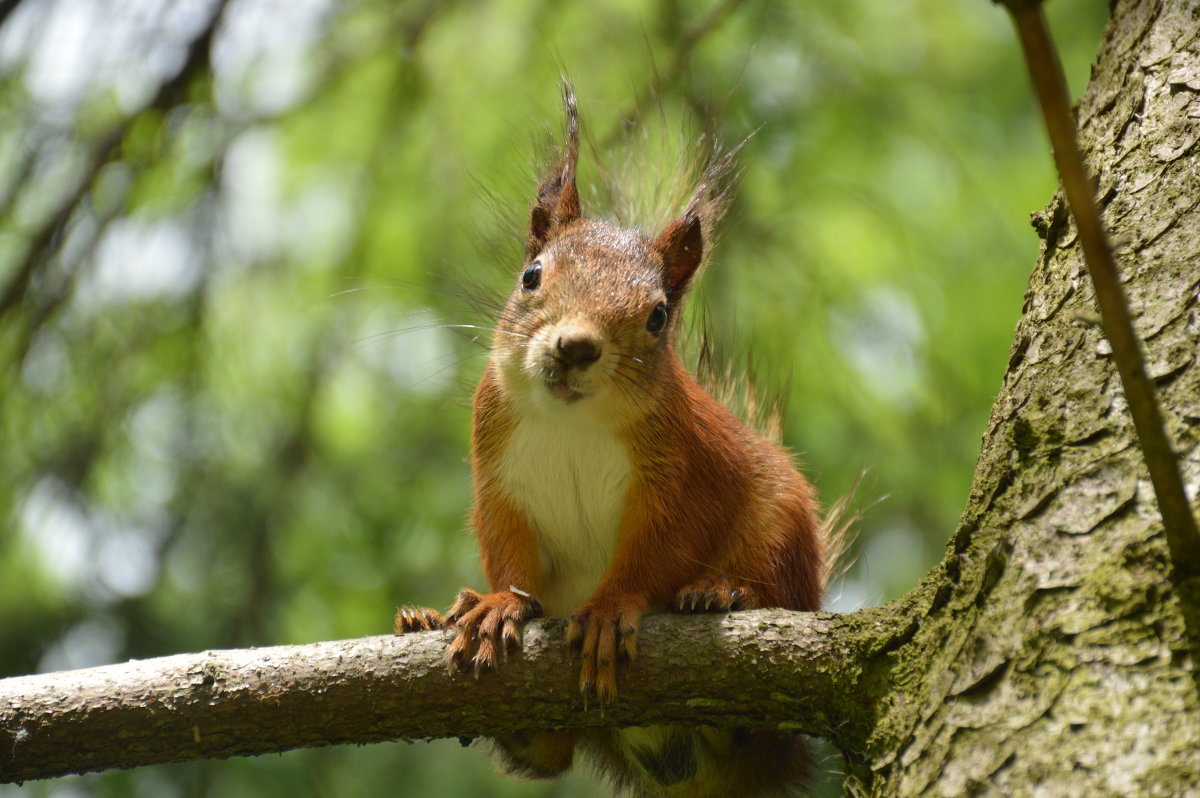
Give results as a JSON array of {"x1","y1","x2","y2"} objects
[{"x1": 555, "y1": 333, "x2": 601, "y2": 368}]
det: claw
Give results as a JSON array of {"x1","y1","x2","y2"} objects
[
  {"x1": 501, "y1": 618, "x2": 520, "y2": 650},
  {"x1": 673, "y1": 576, "x2": 758, "y2": 615},
  {"x1": 440, "y1": 587, "x2": 541, "y2": 678},
  {"x1": 444, "y1": 632, "x2": 471, "y2": 674},
  {"x1": 620, "y1": 613, "x2": 638, "y2": 661},
  {"x1": 394, "y1": 605, "x2": 446, "y2": 633},
  {"x1": 445, "y1": 588, "x2": 484, "y2": 625},
  {"x1": 474, "y1": 637, "x2": 496, "y2": 677},
  {"x1": 569, "y1": 602, "x2": 642, "y2": 704}
]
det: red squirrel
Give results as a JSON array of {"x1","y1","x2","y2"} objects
[{"x1": 395, "y1": 86, "x2": 826, "y2": 797}]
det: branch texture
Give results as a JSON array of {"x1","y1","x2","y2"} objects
[{"x1": 0, "y1": 608, "x2": 901, "y2": 784}]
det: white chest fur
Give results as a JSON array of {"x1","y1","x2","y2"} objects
[{"x1": 497, "y1": 413, "x2": 632, "y2": 616}]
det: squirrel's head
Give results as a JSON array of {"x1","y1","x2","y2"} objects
[{"x1": 492, "y1": 85, "x2": 729, "y2": 425}]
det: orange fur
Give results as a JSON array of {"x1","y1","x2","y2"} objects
[{"x1": 471, "y1": 370, "x2": 544, "y2": 594}]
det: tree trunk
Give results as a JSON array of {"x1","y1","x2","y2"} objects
[{"x1": 840, "y1": 0, "x2": 1200, "y2": 793}]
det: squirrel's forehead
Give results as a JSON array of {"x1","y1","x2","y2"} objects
[
  {"x1": 547, "y1": 226, "x2": 660, "y2": 281},
  {"x1": 562, "y1": 223, "x2": 646, "y2": 251}
]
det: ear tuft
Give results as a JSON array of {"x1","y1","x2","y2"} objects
[
  {"x1": 526, "y1": 84, "x2": 583, "y2": 259},
  {"x1": 652, "y1": 212, "x2": 705, "y2": 298},
  {"x1": 650, "y1": 133, "x2": 749, "y2": 299}
]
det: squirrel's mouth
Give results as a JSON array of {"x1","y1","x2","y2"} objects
[{"x1": 548, "y1": 380, "x2": 585, "y2": 403}]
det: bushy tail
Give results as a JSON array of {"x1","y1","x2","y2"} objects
[{"x1": 819, "y1": 472, "x2": 872, "y2": 593}]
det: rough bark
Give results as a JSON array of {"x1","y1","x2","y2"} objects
[
  {"x1": 839, "y1": 0, "x2": 1200, "y2": 794},
  {"x1": 1, "y1": 609, "x2": 906, "y2": 784}
]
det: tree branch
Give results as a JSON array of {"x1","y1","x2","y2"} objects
[{"x1": 0, "y1": 608, "x2": 904, "y2": 784}]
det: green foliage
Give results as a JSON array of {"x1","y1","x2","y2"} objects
[{"x1": 0, "y1": 0, "x2": 1107, "y2": 795}]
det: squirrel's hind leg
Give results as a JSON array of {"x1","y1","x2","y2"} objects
[
  {"x1": 673, "y1": 575, "x2": 759, "y2": 613},
  {"x1": 393, "y1": 605, "x2": 447, "y2": 633},
  {"x1": 491, "y1": 731, "x2": 579, "y2": 778}
]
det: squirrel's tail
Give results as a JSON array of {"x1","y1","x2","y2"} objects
[{"x1": 820, "y1": 472, "x2": 874, "y2": 594}]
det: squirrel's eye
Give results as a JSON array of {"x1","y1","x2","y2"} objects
[
  {"x1": 521, "y1": 262, "x2": 542, "y2": 290},
  {"x1": 646, "y1": 303, "x2": 668, "y2": 335}
]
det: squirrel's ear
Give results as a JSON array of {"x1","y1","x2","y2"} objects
[
  {"x1": 526, "y1": 87, "x2": 582, "y2": 259},
  {"x1": 652, "y1": 135, "x2": 745, "y2": 298},
  {"x1": 652, "y1": 212, "x2": 704, "y2": 298}
]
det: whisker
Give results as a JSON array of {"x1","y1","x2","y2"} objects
[
  {"x1": 612, "y1": 369, "x2": 652, "y2": 395},
  {"x1": 328, "y1": 282, "x2": 424, "y2": 298},
  {"x1": 616, "y1": 362, "x2": 656, "y2": 383},
  {"x1": 609, "y1": 377, "x2": 634, "y2": 405},
  {"x1": 352, "y1": 329, "x2": 417, "y2": 348},
  {"x1": 328, "y1": 280, "x2": 495, "y2": 307},
  {"x1": 353, "y1": 323, "x2": 532, "y2": 351},
  {"x1": 611, "y1": 376, "x2": 644, "y2": 406},
  {"x1": 609, "y1": 366, "x2": 652, "y2": 400},
  {"x1": 611, "y1": 352, "x2": 657, "y2": 384},
  {"x1": 495, "y1": 309, "x2": 544, "y2": 333},
  {"x1": 440, "y1": 323, "x2": 531, "y2": 339},
  {"x1": 403, "y1": 349, "x2": 490, "y2": 390}
]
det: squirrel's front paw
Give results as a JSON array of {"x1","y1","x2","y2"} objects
[
  {"x1": 567, "y1": 601, "x2": 642, "y2": 704},
  {"x1": 444, "y1": 587, "x2": 542, "y2": 677}
]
